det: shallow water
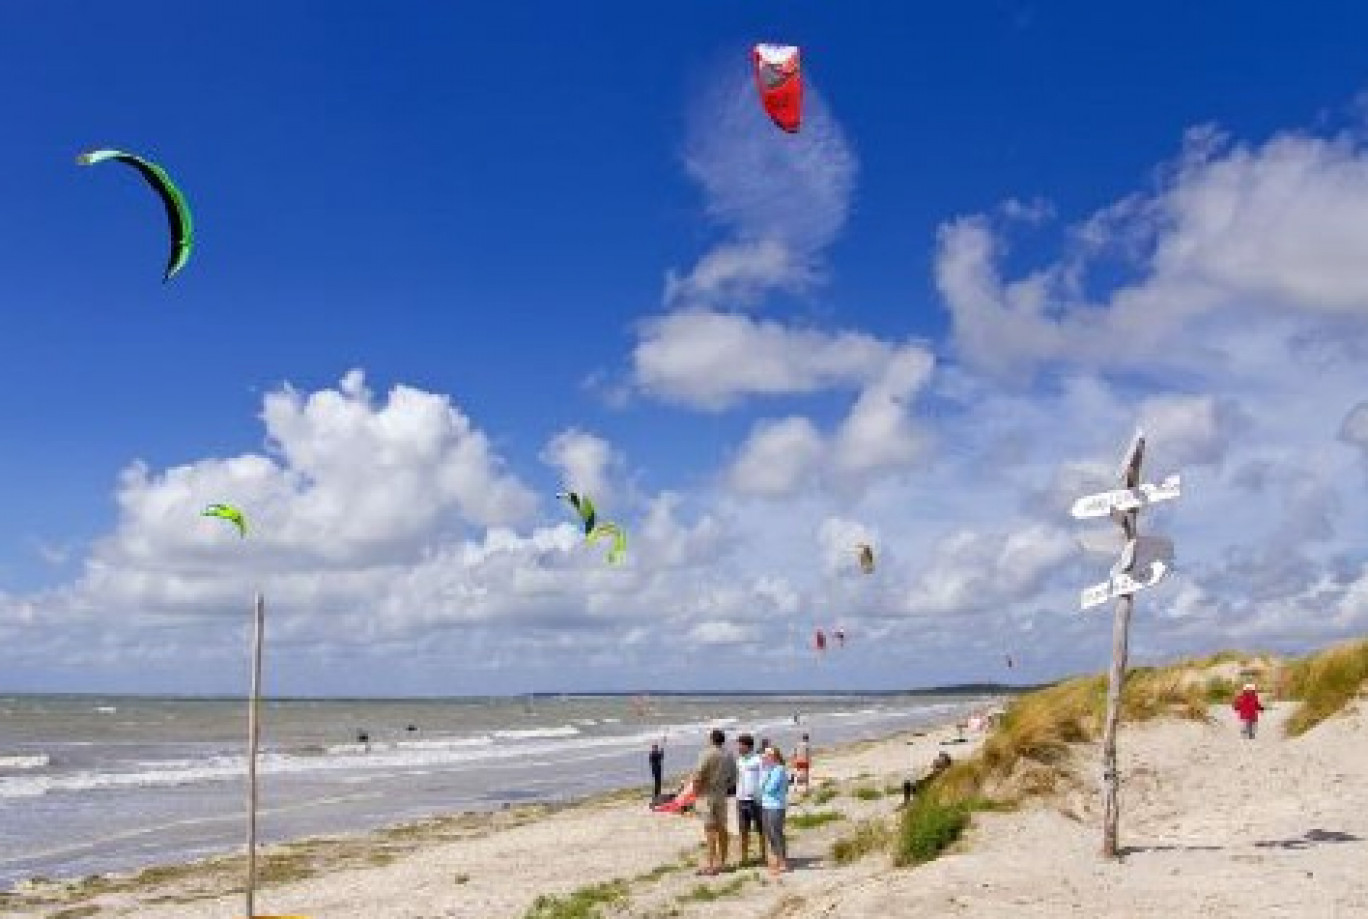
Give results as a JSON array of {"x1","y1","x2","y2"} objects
[{"x1": 0, "y1": 691, "x2": 992, "y2": 886}]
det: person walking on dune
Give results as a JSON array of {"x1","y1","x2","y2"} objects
[{"x1": 1233, "y1": 682, "x2": 1266, "y2": 739}]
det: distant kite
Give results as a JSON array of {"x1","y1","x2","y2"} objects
[
  {"x1": 856, "y1": 543, "x2": 875, "y2": 574},
  {"x1": 77, "y1": 148, "x2": 193, "y2": 282},
  {"x1": 751, "y1": 44, "x2": 803, "y2": 133},
  {"x1": 814, "y1": 628, "x2": 827, "y2": 652},
  {"x1": 202, "y1": 503, "x2": 247, "y2": 538}
]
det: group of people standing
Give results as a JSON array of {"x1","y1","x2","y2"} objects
[{"x1": 651, "y1": 728, "x2": 813, "y2": 877}]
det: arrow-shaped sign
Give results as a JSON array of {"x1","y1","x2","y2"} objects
[
  {"x1": 1080, "y1": 560, "x2": 1170, "y2": 610},
  {"x1": 1069, "y1": 474, "x2": 1182, "y2": 520}
]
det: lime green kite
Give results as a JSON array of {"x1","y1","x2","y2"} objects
[
  {"x1": 202, "y1": 503, "x2": 247, "y2": 538},
  {"x1": 77, "y1": 148, "x2": 193, "y2": 282},
  {"x1": 587, "y1": 521, "x2": 627, "y2": 566},
  {"x1": 557, "y1": 491, "x2": 626, "y2": 564}
]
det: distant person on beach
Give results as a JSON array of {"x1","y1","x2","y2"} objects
[
  {"x1": 691, "y1": 728, "x2": 735, "y2": 875},
  {"x1": 792, "y1": 733, "x2": 811, "y2": 793},
  {"x1": 902, "y1": 751, "x2": 953, "y2": 807},
  {"x1": 734, "y1": 734, "x2": 767, "y2": 867},
  {"x1": 760, "y1": 745, "x2": 789, "y2": 876},
  {"x1": 1233, "y1": 683, "x2": 1266, "y2": 739},
  {"x1": 649, "y1": 742, "x2": 664, "y2": 799}
]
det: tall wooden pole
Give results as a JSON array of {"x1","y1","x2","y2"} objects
[
  {"x1": 1100, "y1": 589, "x2": 1134, "y2": 858},
  {"x1": 245, "y1": 591, "x2": 265, "y2": 918},
  {"x1": 1100, "y1": 444, "x2": 1142, "y2": 859}
]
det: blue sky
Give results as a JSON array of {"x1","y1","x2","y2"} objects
[{"x1": 2, "y1": 3, "x2": 1368, "y2": 694}]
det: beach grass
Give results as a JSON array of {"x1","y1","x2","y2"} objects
[
  {"x1": 935, "y1": 665, "x2": 1211, "y2": 805},
  {"x1": 789, "y1": 810, "x2": 845, "y2": 830},
  {"x1": 830, "y1": 817, "x2": 894, "y2": 865},
  {"x1": 523, "y1": 879, "x2": 629, "y2": 919},
  {"x1": 808, "y1": 782, "x2": 839, "y2": 805},
  {"x1": 1282, "y1": 637, "x2": 1368, "y2": 736},
  {"x1": 677, "y1": 873, "x2": 752, "y2": 902},
  {"x1": 893, "y1": 792, "x2": 970, "y2": 867},
  {"x1": 852, "y1": 786, "x2": 884, "y2": 801}
]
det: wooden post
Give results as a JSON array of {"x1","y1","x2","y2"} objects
[
  {"x1": 1100, "y1": 437, "x2": 1143, "y2": 859},
  {"x1": 245, "y1": 591, "x2": 265, "y2": 918},
  {"x1": 1100, "y1": 589, "x2": 1133, "y2": 858}
]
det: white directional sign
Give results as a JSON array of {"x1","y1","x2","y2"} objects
[
  {"x1": 1069, "y1": 474, "x2": 1182, "y2": 520},
  {"x1": 1080, "y1": 560, "x2": 1170, "y2": 610}
]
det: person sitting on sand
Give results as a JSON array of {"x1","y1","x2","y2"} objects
[
  {"x1": 1233, "y1": 683, "x2": 1266, "y2": 739},
  {"x1": 691, "y1": 728, "x2": 735, "y2": 876},
  {"x1": 760, "y1": 746, "x2": 789, "y2": 876}
]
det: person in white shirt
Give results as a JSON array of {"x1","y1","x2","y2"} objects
[{"x1": 733, "y1": 733, "x2": 766, "y2": 866}]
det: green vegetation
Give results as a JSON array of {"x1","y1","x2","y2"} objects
[
  {"x1": 1282, "y1": 638, "x2": 1368, "y2": 736},
  {"x1": 809, "y1": 783, "x2": 839, "y2": 805},
  {"x1": 677, "y1": 874, "x2": 752, "y2": 902},
  {"x1": 788, "y1": 810, "x2": 845, "y2": 830},
  {"x1": 894, "y1": 792, "x2": 970, "y2": 867},
  {"x1": 852, "y1": 786, "x2": 884, "y2": 801},
  {"x1": 830, "y1": 817, "x2": 893, "y2": 865},
  {"x1": 523, "y1": 879, "x2": 629, "y2": 919},
  {"x1": 935, "y1": 668, "x2": 1211, "y2": 805}
]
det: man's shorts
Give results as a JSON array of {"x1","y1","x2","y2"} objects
[
  {"x1": 702, "y1": 795, "x2": 728, "y2": 830},
  {"x1": 736, "y1": 798, "x2": 762, "y2": 834}
]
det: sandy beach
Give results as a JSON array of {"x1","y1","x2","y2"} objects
[{"x1": 5, "y1": 699, "x2": 1366, "y2": 918}]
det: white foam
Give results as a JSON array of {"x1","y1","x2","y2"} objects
[{"x1": 0, "y1": 754, "x2": 50, "y2": 770}]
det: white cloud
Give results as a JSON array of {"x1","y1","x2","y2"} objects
[
  {"x1": 725, "y1": 343, "x2": 935, "y2": 497},
  {"x1": 667, "y1": 72, "x2": 856, "y2": 309},
  {"x1": 541, "y1": 429, "x2": 620, "y2": 506},
  {"x1": 936, "y1": 126, "x2": 1368, "y2": 379},
  {"x1": 632, "y1": 310, "x2": 899, "y2": 410}
]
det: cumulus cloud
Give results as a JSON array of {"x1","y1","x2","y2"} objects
[
  {"x1": 666, "y1": 72, "x2": 856, "y2": 309},
  {"x1": 541, "y1": 428, "x2": 620, "y2": 505},
  {"x1": 725, "y1": 343, "x2": 935, "y2": 496},
  {"x1": 632, "y1": 310, "x2": 896, "y2": 410},
  {"x1": 936, "y1": 126, "x2": 1368, "y2": 378}
]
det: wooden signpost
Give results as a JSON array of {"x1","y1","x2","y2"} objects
[{"x1": 1070, "y1": 430, "x2": 1181, "y2": 858}]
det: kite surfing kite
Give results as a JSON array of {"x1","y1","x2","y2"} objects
[
  {"x1": 557, "y1": 491, "x2": 597, "y2": 536},
  {"x1": 77, "y1": 148, "x2": 193, "y2": 282},
  {"x1": 751, "y1": 44, "x2": 803, "y2": 133},
  {"x1": 856, "y1": 543, "x2": 874, "y2": 574},
  {"x1": 202, "y1": 503, "x2": 247, "y2": 538},
  {"x1": 587, "y1": 520, "x2": 628, "y2": 566},
  {"x1": 558, "y1": 491, "x2": 627, "y2": 565},
  {"x1": 814, "y1": 628, "x2": 828, "y2": 653}
]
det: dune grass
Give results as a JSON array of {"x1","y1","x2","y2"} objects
[
  {"x1": 788, "y1": 809, "x2": 845, "y2": 830},
  {"x1": 934, "y1": 663, "x2": 1214, "y2": 808},
  {"x1": 1281, "y1": 638, "x2": 1368, "y2": 736},
  {"x1": 830, "y1": 817, "x2": 893, "y2": 865},
  {"x1": 523, "y1": 879, "x2": 629, "y2": 919}
]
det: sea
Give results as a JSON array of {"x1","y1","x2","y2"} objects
[{"x1": 0, "y1": 690, "x2": 1000, "y2": 888}]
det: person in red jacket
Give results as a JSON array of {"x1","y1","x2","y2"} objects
[{"x1": 1233, "y1": 683, "x2": 1266, "y2": 739}]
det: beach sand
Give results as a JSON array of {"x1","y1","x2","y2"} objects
[{"x1": 6, "y1": 701, "x2": 1366, "y2": 918}]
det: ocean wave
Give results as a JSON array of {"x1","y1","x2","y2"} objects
[{"x1": 0, "y1": 754, "x2": 50, "y2": 770}]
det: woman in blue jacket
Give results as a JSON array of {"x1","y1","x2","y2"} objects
[{"x1": 760, "y1": 746, "x2": 789, "y2": 875}]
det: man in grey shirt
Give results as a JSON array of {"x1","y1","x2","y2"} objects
[{"x1": 691, "y1": 728, "x2": 737, "y2": 875}]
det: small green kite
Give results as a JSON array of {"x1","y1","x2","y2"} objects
[
  {"x1": 202, "y1": 503, "x2": 247, "y2": 538},
  {"x1": 77, "y1": 148, "x2": 193, "y2": 282}
]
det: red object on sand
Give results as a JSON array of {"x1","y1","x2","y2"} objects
[{"x1": 652, "y1": 788, "x2": 698, "y2": 814}]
